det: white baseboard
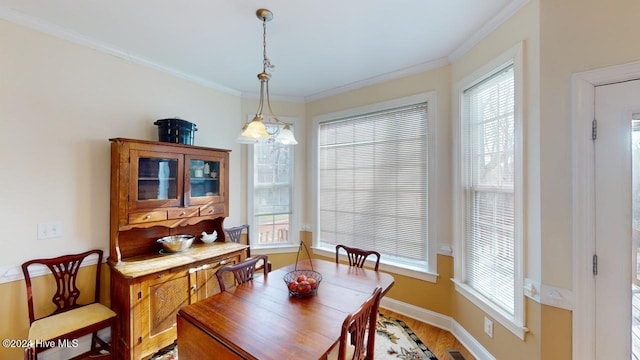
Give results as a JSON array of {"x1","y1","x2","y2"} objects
[{"x1": 380, "y1": 297, "x2": 495, "y2": 360}]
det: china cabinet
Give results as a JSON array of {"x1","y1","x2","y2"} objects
[{"x1": 108, "y1": 138, "x2": 246, "y2": 359}]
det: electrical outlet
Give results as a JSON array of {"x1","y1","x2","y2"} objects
[
  {"x1": 37, "y1": 221, "x2": 63, "y2": 240},
  {"x1": 484, "y1": 316, "x2": 493, "y2": 338}
]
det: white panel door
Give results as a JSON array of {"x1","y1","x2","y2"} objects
[{"x1": 594, "y1": 79, "x2": 640, "y2": 359}]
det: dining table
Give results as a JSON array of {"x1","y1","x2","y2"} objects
[{"x1": 176, "y1": 258, "x2": 395, "y2": 360}]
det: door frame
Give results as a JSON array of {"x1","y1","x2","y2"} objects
[{"x1": 572, "y1": 60, "x2": 640, "y2": 360}]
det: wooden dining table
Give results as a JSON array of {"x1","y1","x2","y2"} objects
[{"x1": 176, "y1": 259, "x2": 395, "y2": 360}]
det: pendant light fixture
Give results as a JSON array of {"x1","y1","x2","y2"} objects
[{"x1": 236, "y1": 8, "x2": 298, "y2": 145}]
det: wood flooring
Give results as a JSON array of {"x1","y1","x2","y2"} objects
[
  {"x1": 380, "y1": 309, "x2": 476, "y2": 360},
  {"x1": 79, "y1": 310, "x2": 475, "y2": 360}
]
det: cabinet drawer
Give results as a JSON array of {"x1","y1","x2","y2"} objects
[
  {"x1": 129, "y1": 210, "x2": 167, "y2": 224},
  {"x1": 190, "y1": 254, "x2": 240, "y2": 301},
  {"x1": 167, "y1": 207, "x2": 199, "y2": 220},
  {"x1": 199, "y1": 204, "x2": 225, "y2": 217}
]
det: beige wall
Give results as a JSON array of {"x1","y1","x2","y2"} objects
[
  {"x1": 4, "y1": 0, "x2": 640, "y2": 358},
  {"x1": 538, "y1": 0, "x2": 640, "y2": 287},
  {"x1": 0, "y1": 19, "x2": 245, "y2": 266},
  {"x1": 0, "y1": 19, "x2": 245, "y2": 359},
  {"x1": 535, "y1": 1, "x2": 640, "y2": 356},
  {"x1": 0, "y1": 18, "x2": 308, "y2": 359}
]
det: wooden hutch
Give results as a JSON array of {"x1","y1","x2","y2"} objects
[{"x1": 108, "y1": 138, "x2": 247, "y2": 360}]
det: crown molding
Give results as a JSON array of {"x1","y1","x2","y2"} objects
[
  {"x1": 0, "y1": 6, "x2": 241, "y2": 96},
  {"x1": 448, "y1": 0, "x2": 530, "y2": 62},
  {"x1": 1, "y1": 0, "x2": 530, "y2": 103},
  {"x1": 240, "y1": 91, "x2": 306, "y2": 104},
  {"x1": 304, "y1": 57, "x2": 450, "y2": 102}
]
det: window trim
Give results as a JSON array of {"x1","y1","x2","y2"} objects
[
  {"x1": 247, "y1": 116, "x2": 301, "y2": 251},
  {"x1": 453, "y1": 42, "x2": 526, "y2": 339},
  {"x1": 311, "y1": 92, "x2": 438, "y2": 279}
]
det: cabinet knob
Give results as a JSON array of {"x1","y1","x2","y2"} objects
[
  {"x1": 180, "y1": 211, "x2": 186, "y2": 216},
  {"x1": 208, "y1": 208, "x2": 214, "y2": 214},
  {"x1": 144, "y1": 215, "x2": 151, "y2": 220}
]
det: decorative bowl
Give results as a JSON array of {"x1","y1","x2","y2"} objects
[
  {"x1": 283, "y1": 270, "x2": 322, "y2": 298},
  {"x1": 157, "y1": 234, "x2": 195, "y2": 253}
]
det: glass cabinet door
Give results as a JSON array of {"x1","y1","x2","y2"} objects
[
  {"x1": 131, "y1": 150, "x2": 183, "y2": 209},
  {"x1": 186, "y1": 155, "x2": 225, "y2": 205}
]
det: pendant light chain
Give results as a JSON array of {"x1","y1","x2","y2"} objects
[
  {"x1": 262, "y1": 18, "x2": 270, "y2": 75},
  {"x1": 261, "y1": 13, "x2": 278, "y2": 129}
]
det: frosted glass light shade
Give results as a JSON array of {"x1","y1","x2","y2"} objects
[
  {"x1": 240, "y1": 118, "x2": 269, "y2": 140},
  {"x1": 276, "y1": 126, "x2": 298, "y2": 145}
]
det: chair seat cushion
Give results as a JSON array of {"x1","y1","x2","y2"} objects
[{"x1": 28, "y1": 303, "x2": 116, "y2": 341}]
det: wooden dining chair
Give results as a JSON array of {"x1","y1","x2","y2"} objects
[
  {"x1": 21, "y1": 249, "x2": 117, "y2": 360},
  {"x1": 225, "y1": 224, "x2": 272, "y2": 272},
  {"x1": 215, "y1": 254, "x2": 269, "y2": 292},
  {"x1": 328, "y1": 286, "x2": 383, "y2": 360},
  {"x1": 335, "y1": 244, "x2": 381, "y2": 271}
]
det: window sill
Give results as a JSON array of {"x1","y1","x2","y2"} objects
[
  {"x1": 452, "y1": 279, "x2": 528, "y2": 340},
  {"x1": 251, "y1": 245, "x2": 300, "y2": 255},
  {"x1": 312, "y1": 247, "x2": 438, "y2": 283}
]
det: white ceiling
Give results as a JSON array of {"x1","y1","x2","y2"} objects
[{"x1": 0, "y1": 0, "x2": 526, "y2": 102}]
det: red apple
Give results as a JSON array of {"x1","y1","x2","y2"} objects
[
  {"x1": 288, "y1": 281, "x2": 298, "y2": 292},
  {"x1": 296, "y1": 274, "x2": 307, "y2": 283},
  {"x1": 307, "y1": 278, "x2": 317, "y2": 289},
  {"x1": 297, "y1": 281, "x2": 312, "y2": 295}
]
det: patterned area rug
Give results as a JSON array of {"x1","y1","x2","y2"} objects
[
  {"x1": 150, "y1": 313, "x2": 437, "y2": 360},
  {"x1": 376, "y1": 312, "x2": 438, "y2": 360}
]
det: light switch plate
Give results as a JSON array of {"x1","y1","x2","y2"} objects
[
  {"x1": 37, "y1": 221, "x2": 63, "y2": 240},
  {"x1": 484, "y1": 316, "x2": 493, "y2": 338}
]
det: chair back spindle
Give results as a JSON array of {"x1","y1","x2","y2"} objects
[
  {"x1": 215, "y1": 254, "x2": 269, "y2": 292},
  {"x1": 335, "y1": 244, "x2": 381, "y2": 271},
  {"x1": 21, "y1": 249, "x2": 115, "y2": 359},
  {"x1": 225, "y1": 224, "x2": 250, "y2": 257},
  {"x1": 333, "y1": 286, "x2": 383, "y2": 360},
  {"x1": 22, "y1": 250, "x2": 103, "y2": 323}
]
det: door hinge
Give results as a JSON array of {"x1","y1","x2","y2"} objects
[
  {"x1": 593, "y1": 254, "x2": 598, "y2": 275},
  {"x1": 592, "y1": 119, "x2": 597, "y2": 140}
]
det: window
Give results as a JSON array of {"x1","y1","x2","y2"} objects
[
  {"x1": 454, "y1": 44, "x2": 524, "y2": 339},
  {"x1": 314, "y1": 93, "x2": 436, "y2": 277},
  {"x1": 249, "y1": 124, "x2": 296, "y2": 248}
]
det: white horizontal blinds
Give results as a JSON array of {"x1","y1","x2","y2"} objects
[
  {"x1": 253, "y1": 135, "x2": 293, "y2": 245},
  {"x1": 463, "y1": 64, "x2": 516, "y2": 315},
  {"x1": 254, "y1": 132, "x2": 293, "y2": 216},
  {"x1": 319, "y1": 103, "x2": 428, "y2": 268}
]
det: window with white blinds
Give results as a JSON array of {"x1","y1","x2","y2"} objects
[
  {"x1": 318, "y1": 102, "x2": 429, "y2": 270},
  {"x1": 461, "y1": 63, "x2": 519, "y2": 317},
  {"x1": 251, "y1": 125, "x2": 296, "y2": 247}
]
